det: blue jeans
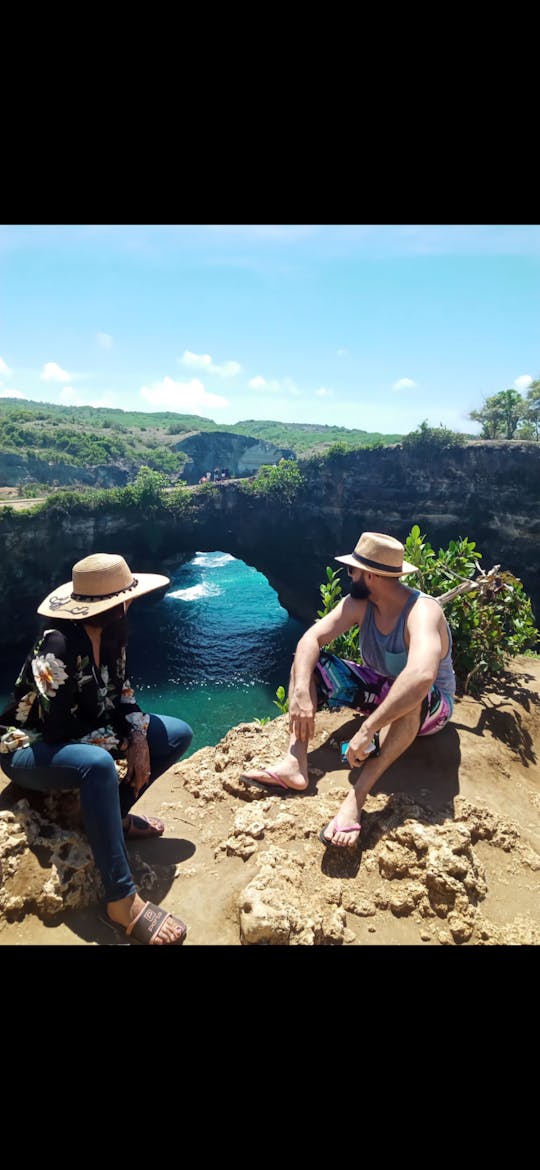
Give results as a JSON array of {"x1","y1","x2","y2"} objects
[{"x1": 0, "y1": 714, "x2": 193, "y2": 903}]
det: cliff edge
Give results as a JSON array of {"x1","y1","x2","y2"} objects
[{"x1": 1, "y1": 656, "x2": 539, "y2": 947}]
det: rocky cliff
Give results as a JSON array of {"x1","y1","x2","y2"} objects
[
  {"x1": 0, "y1": 452, "x2": 130, "y2": 488},
  {"x1": 175, "y1": 431, "x2": 296, "y2": 483},
  {"x1": 1, "y1": 441, "x2": 539, "y2": 651}
]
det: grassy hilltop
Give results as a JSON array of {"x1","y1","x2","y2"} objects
[{"x1": 0, "y1": 397, "x2": 402, "y2": 474}]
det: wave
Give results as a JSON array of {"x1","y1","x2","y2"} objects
[
  {"x1": 192, "y1": 552, "x2": 235, "y2": 569},
  {"x1": 167, "y1": 582, "x2": 221, "y2": 602}
]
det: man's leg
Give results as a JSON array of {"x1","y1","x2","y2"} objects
[
  {"x1": 239, "y1": 658, "x2": 315, "y2": 791},
  {"x1": 321, "y1": 700, "x2": 423, "y2": 846}
]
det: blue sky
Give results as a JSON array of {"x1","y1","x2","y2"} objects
[{"x1": 0, "y1": 224, "x2": 538, "y2": 435}]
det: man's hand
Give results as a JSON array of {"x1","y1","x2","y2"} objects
[
  {"x1": 288, "y1": 689, "x2": 315, "y2": 743},
  {"x1": 346, "y1": 723, "x2": 378, "y2": 767},
  {"x1": 126, "y1": 732, "x2": 151, "y2": 796}
]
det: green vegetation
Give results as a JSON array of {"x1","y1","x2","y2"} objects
[
  {"x1": 0, "y1": 400, "x2": 403, "y2": 483},
  {"x1": 316, "y1": 524, "x2": 539, "y2": 695},
  {"x1": 273, "y1": 686, "x2": 289, "y2": 715},
  {"x1": 0, "y1": 400, "x2": 187, "y2": 475},
  {"x1": 401, "y1": 421, "x2": 466, "y2": 450},
  {"x1": 225, "y1": 419, "x2": 402, "y2": 453},
  {"x1": 469, "y1": 381, "x2": 540, "y2": 440},
  {"x1": 240, "y1": 459, "x2": 305, "y2": 503}
]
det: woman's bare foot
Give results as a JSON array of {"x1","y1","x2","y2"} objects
[{"x1": 107, "y1": 892, "x2": 185, "y2": 944}]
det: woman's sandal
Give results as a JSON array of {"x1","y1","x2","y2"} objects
[
  {"x1": 123, "y1": 813, "x2": 165, "y2": 839},
  {"x1": 124, "y1": 901, "x2": 187, "y2": 945}
]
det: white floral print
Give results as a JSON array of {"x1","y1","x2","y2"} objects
[
  {"x1": 79, "y1": 727, "x2": 120, "y2": 752},
  {"x1": 31, "y1": 653, "x2": 68, "y2": 697},
  {"x1": 126, "y1": 711, "x2": 150, "y2": 733},
  {"x1": 16, "y1": 691, "x2": 36, "y2": 724},
  {"x1": 120, "y1": 679, "x2": 136, "y2": 704}
]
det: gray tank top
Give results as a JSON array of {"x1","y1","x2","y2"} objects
[{"x1": 359, "y1": 588, "x2": 456, "y2": 702}]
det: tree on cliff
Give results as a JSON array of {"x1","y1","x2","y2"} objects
[{"x1": 469, "y1": 387, "x2": 537, "y2": 440}]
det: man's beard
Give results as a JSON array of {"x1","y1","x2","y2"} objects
[{"x1": 349, "y1": 578, "x2": 371, "y2": 600}]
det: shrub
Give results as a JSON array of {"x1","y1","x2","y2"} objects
[{"x1": 242, "y1": 459, "x2": 304, "y2": 504}]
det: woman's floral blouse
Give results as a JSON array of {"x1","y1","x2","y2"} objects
[{"x1": 0, "y1": 621, "x2": 149, "y2": 754}]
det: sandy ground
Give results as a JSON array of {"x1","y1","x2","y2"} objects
[{"x1": 1, "y1": 655, "x2": 539, "y2": 948}]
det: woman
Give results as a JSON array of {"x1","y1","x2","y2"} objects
[{"x1": 0, "y1": 552, "x2": 193, "y2": 945}]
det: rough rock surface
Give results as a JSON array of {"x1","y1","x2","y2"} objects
[{"x1": 1, "y1": 656, "x2": 539, "y2": 948}]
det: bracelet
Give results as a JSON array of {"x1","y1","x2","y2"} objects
[{"x1": 128, "y1": 727, "x2": 147, "y2": 741}]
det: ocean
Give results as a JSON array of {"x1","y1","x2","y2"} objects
[{"x1": 0, "y1": 552, "x2": 308, "y2": 758}]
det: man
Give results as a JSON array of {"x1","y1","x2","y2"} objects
[
  {"x1": 239, "y1": 532, "x2": 455, "y2": 847},
  {"x1": 0, "y1": 553, "x2": 193, "y2": 943}
]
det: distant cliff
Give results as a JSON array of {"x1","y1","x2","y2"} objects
[
  {"x1": 0, "y1": 433, "x2": 295, "y2": 489},
  {"x1": 175, "y1": 431, "x2": 295, "y2": 483},
  {"x1": 1, "y1": 441, "x2": 539, "y2": 651},
  {"x1": 0, "y1": 452, "x2": 130, "y2": 488}
]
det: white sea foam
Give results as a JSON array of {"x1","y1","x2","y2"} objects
[
  {"x1": 167, "y1": 583, "x2": 221, "y2": 602},
  {"x1": 192, "y1": 552, "x2": 235, "y2": 569}
]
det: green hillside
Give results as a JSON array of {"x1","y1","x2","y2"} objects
[{"x1": 0, "y1": 397, "x2": 402, "y2": 471}]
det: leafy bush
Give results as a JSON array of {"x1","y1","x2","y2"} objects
[
  {"x1": 401, "y1": 421, "x2": 466, "y2": 450},
  {"x1": 403, "y1": 526, "x2": 539, "y2": 692},
  {"x1": 317, "y1": 567, "x2": 362, "y2": 660},
  {"x1": 242, "y1": 459, "x2": 305, "y2": 503}
]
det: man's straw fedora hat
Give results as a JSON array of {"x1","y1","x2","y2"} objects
[
  {"x1": 37, "y1": 553, "x2": 170, "y2": 620},
  {"x1": 335, "y1": 532, "x2": 417, "y2": 577}
]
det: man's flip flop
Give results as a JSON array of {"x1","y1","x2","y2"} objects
[
  {"x1": 238, "y1": 769, "x2": 293, "y2": 795},
  {"x1": 123, "y1": 813, "x2": 165, "y2": 839},
  {"x1": 125, "y1": 902, "x2": 187, "y2": 945},
  {"x1": 319, "y1": 816, "x2": 362, "y2": 847}
]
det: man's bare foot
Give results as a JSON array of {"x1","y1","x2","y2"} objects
[
  {"x1": 239, "y1": 754, "x2": 309, "y2": 792},
  {"x1": 107, "y1": 892, "x2": 185, "y2": 944},
  {"x1": 321, "y1": 791, "x2": 364, "y2": 847}
]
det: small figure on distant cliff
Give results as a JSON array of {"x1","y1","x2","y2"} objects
[
  {"x1": 0, "y1": 553, "x2": 193, "y2": 944},
  {"x1": 238, "y1": 532, "x2": 456, "y2": 848}
]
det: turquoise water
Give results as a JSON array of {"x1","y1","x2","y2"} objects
[{"x1": 0, "y1": 553, "x2": 308, "y2": 759}]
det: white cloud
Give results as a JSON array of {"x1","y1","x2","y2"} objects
[
  {"x1": 179, "y1": 350, "x2": 241, "y2": 377},
  {"x1": 0, "y1": 357, "x2": 12, "y2": 374},
  {"x1": 315, "y1": 387, "x2": 332, "y2": 398},
  {"x1": 392, "y1": 377, "x2": 417, "y2": 391},
  {"x1": 140, "y1": 376, "x2": 228, "y2": 411},
  {"x1": 96, "y1": 332, "x2": 113, "y2": 350},
  {"x1": 514, "y1": 374, "x2": 533, "y2": 391},
  {"x1": 0, "y1": 389, "x2": 27, "y2": 399},
  {"x1": 40, "y1": 361, "x2": 72, "y2": 383},
  {"x1": 90, "y1": 397, "x2": 116, "y2": 408},
  {"x1": 248, "y1": 374, "x2": 300, "y2": 395},
  {"x1": 336, "y1": 348, "x2": 348, "y2": 357}
]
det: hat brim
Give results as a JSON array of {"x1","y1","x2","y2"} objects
[
  {"x1": 37, "y1": 572, "x2": 171, "y2": 620},
  {"x1": 334, "y1": 554, "x2": 418, "y2": 576}
]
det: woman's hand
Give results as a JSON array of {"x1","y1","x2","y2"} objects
[{"x1": 126, "y1": 732, "x2": 151, "y2": 796}]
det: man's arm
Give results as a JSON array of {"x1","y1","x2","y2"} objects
[
  {"x1": 289, "y1": 595, "x2": 366, "y2": 741},
  {"x1": 359, "y1": 597, "x2": 443, "y2": 742}
]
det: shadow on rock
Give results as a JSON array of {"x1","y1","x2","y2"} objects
[
  {"x1": 61, "y1": 835, "x2": 196, "y2": 945},
  {"x1": 453, "y1": 700, "x2": 537, "y2": 766}
]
